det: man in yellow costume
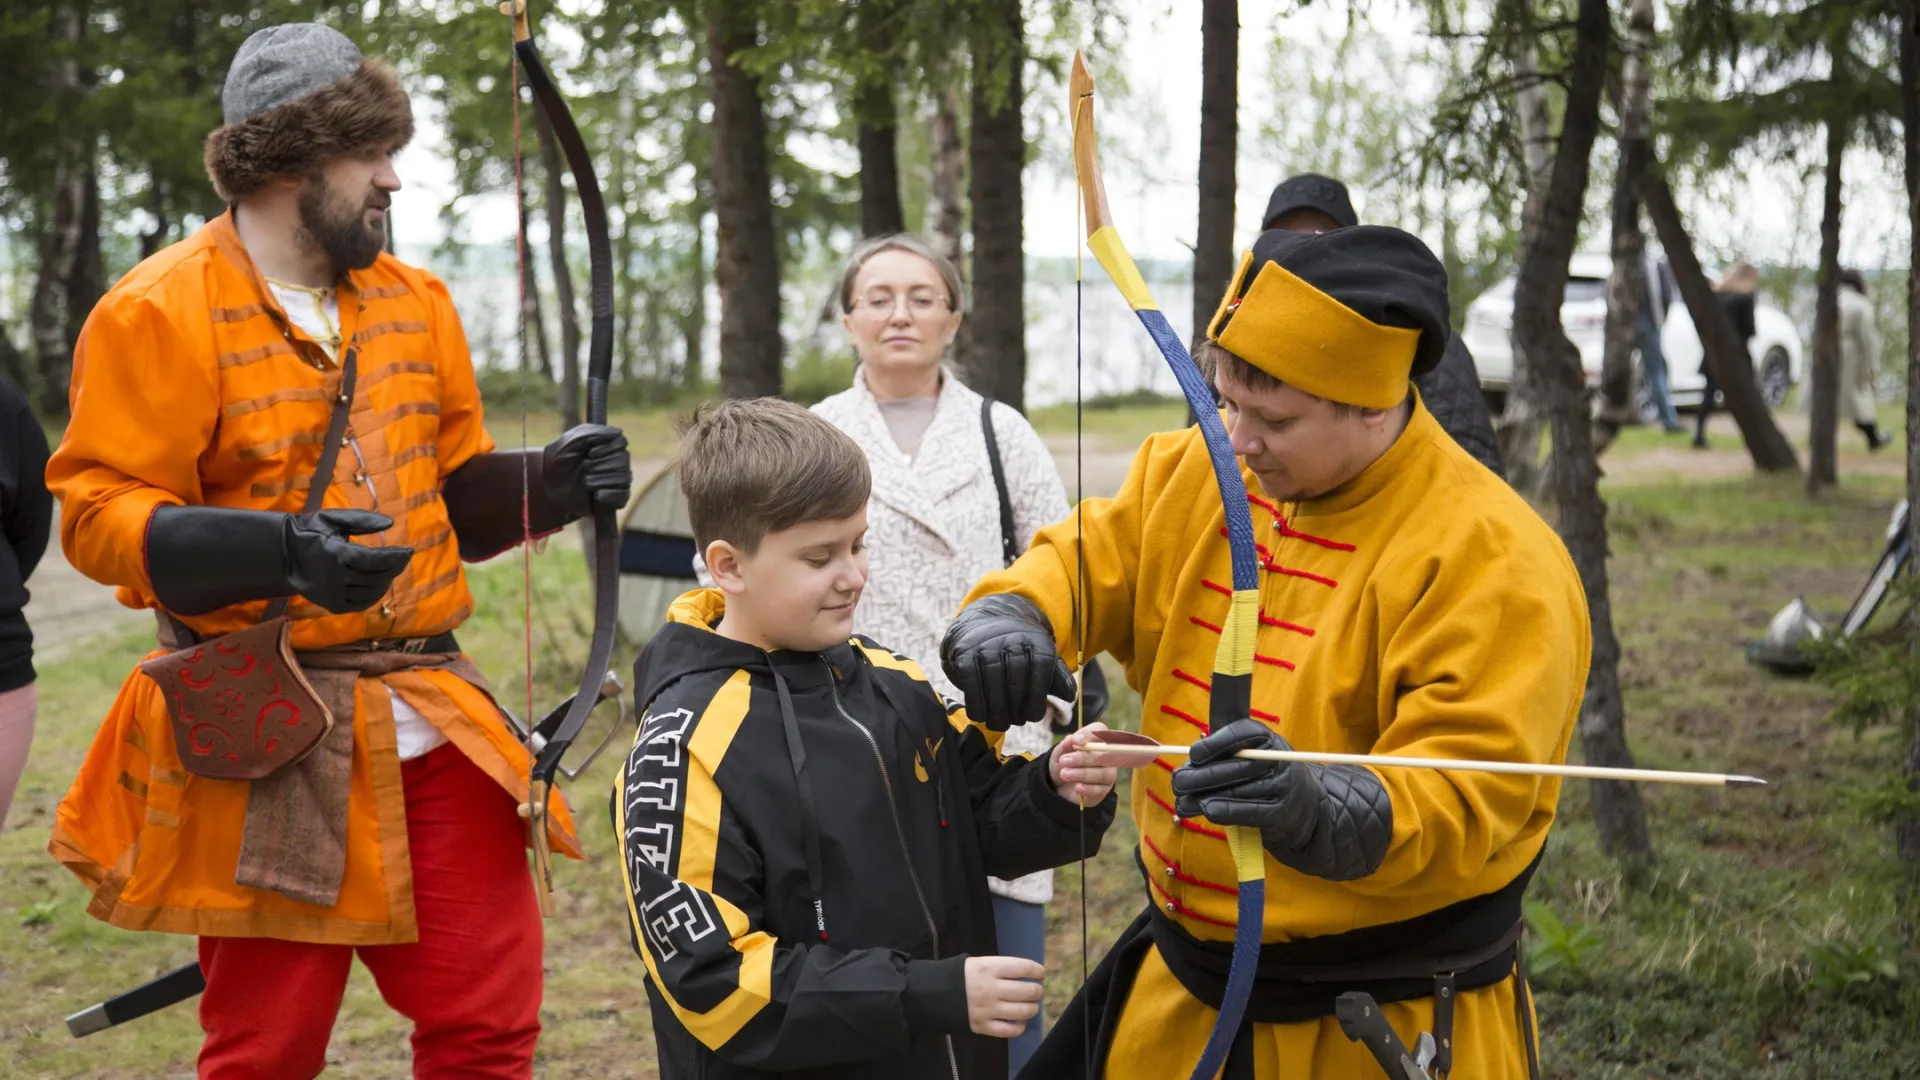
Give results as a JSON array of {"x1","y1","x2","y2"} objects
[
  {"x1": 45, "y1": 24, "x2": 627, "y2": 1078},
  {"x1": 941, "y1": 225, "x2": 1589, "y2": 1079}
]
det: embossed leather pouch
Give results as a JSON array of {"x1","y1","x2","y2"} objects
[{"x1": 140, "y1": 618, "x2": 334, "y2": 781}]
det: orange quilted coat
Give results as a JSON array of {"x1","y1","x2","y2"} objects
[{"x1": 46, "y1": 212, "x2": 581, "y2": 946}]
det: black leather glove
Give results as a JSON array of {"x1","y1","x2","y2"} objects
[
  {"x1": 147, "y1": 505, "x2": 413, "y2": 616},
  {"x1": 1170, "y1": 719, "x2": 1393, "y2": 881},
  {"x1": 542, "y1": 423, "x2": 631, "y2": 518},
  {"x1": 285, "y1": 509, "x2": 415, "y2": 613},
  {"x1": 940, "y1": 593, "x2": 1076, "y2": 731}
]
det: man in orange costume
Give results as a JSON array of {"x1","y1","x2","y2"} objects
[{"x1": 45, "y1": 24, "x2": 629, "y2": 1078}]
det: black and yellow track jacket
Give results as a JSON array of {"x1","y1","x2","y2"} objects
[{"x1": 615, "y1": 589, "x2": 1117, "y2": 1080}]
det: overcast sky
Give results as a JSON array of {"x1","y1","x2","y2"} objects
[{"x1": 388, "y1": 0, "x2": 1912, "y2": 275}]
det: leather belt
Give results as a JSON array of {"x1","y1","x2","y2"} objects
[{"x1": 304, "y1": 631, "x2": 460, "y2": 655}]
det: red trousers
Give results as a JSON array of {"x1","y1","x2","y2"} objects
[{"x1": 197, "y1": 745, "x2": 543, "y2": 1079}]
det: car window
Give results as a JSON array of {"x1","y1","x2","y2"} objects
[{"x1": 1563, "y1": 277, "x2": 1607, "y2": 304}]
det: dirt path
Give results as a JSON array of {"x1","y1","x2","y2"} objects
[
  {"x1": 24, "y1": 507, "x2": 149, "y2": 664},
  {"x1": 1600, "y1": 411, "x2": 1904, "y2": 486}
]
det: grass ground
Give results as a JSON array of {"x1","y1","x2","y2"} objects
[{"x1": 6, "y1": 404, "x2": 1920, "y2": 1077}]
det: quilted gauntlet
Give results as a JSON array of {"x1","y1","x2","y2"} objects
[{"x1": 1171, "y1": 718, "x2": 1393, "y2": 881}]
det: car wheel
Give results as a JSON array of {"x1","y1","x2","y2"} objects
[{"x1": 1760, "y1": 347, "x2": 1791, "y2": 409}]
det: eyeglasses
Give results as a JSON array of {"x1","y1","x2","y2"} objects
[{"x1": 853, "y1": 292, "x2": 948, "y2": 319}]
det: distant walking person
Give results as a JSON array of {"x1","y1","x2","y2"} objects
[
  {"x1": 1636, "y1": 260, "x2": 1683, "y2": 433},
  {"x1": 1837, "y1": 269, "x2": 1891, "y2": 452},
  {"x1": 0, "y1": 370, "x2": 52, "y2": 827},
  {"x1": 1696, "y1": 262, "x2": 1759, "y2": 450}
]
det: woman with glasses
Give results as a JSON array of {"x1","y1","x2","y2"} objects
[{"x1": 812, "y1": 233, "x2": 1082, "y2": 1074}]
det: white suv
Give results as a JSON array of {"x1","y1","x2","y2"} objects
[{"x1": 1462, "y1": 252, "x2": 1803, "y2": 421}]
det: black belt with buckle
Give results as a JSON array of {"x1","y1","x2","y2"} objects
[{"x1": 317, "y1": 631, "x2": 461, "y2": 655}]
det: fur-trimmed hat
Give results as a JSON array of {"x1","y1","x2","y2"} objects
[{"x1": 203, "y1": 25, "x2": 413, "y2": 202}]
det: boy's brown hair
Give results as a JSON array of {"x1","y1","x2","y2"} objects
[{"x1": 676, "y1": 397, "x2": 871, "y2": 553}]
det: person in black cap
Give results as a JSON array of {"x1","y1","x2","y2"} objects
[
  {"x1": 1262, "y1": 173, "x2": 1507, "y2": 478},
  {"x1": 942, "y1": 224, "x2": 1587, "y2": 1079}
]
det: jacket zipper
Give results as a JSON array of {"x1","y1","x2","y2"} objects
[{"x1": 823, "y1": 661, "x2": 962, "y2": 1080}]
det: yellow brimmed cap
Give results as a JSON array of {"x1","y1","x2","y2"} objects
[{"x1": 1204, "y1": 226, "x2": 1450, "y2": 410}]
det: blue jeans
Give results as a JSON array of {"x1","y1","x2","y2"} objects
[
  {"x1": 991, "y1": 894, "x2": 1047, "y2": 1074},
  {"x1": 1636, "y1": 313, "x2": 1682, "y2": 430}
]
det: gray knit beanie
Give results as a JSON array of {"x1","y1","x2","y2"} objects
[{"x1": 222, "y1": 24, "x2": 364, "y2": 124}]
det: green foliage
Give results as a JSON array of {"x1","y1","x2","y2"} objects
[
  {"x1": 1660, "y1": 0, "x2": 1901, "y2": 172},
  {"x1": 1804, "y1": 935, "x2": 1902, "y2": 1004},
  {"x1": 17, "y1": 899, "x2": 60, "y2": 928},
  {"x1": 1524, "y1": 899, "x2": 1604, "y2": 987}
]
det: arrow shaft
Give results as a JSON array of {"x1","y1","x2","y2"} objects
[{"x1": 1085, "y1": 741, "x2": 1764, "y2": 787}]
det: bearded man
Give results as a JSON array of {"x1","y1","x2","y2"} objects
[
  {"x1": 45, "y1": 25, "x2": 629, "y2": 1078},
  {"x1": 943, "y1": 226, "x2": 1588, "y2": 1079}
]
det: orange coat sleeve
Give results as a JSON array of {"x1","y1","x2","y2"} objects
[
  {"x1": 46, "y1": 289, "x2": 220, "y2": 595},
  {"x1": 424, "y1": 272, "x2": 494, "y2": 477}
]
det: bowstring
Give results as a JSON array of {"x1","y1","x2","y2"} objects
[{"x1": 1071, "y1": 91, "x2": 1091, "y2": 1080}]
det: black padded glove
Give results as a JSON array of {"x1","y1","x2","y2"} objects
[
  {"x1": 1170, "y1": 719, "x2": 1393, "y2": 881},
  {"x1": 542, "y1": 423, "x2": 631, "y2": 518},
  {"x1": 285, "y1": 509, "x2": 415, "y2": 613},
  {"x1": 939, "y1": 593, "x2": 1076, "y2": 731},
  {"x1": 147, "y1": 505, "x2": 412, "y2": 616}
]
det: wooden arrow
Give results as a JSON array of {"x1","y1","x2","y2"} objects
[{"x1": 1085, "y1": 730, "x2": 1766, "y2": 788}]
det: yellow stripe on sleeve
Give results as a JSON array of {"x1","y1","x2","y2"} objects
[
  {"x1": 613, "y1": 668, "x2": 775, "y2": 1049},
  {"x1": 676, "y1": 669, "x2": 753, "y2": 894}
]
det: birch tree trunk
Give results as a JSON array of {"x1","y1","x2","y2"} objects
[
  {"x1": 1496, "y1": 27, "x2": 1558, "y2": 491},
  {"x1": 926, "y1": 85, "x2": 966, "y2": 266},
  {"x1": 30, "y1": 0, "x2": 87, "y2": 416},
  {"x1": 1596, "y1": 0, "x2": 1656, "y2": 450}
]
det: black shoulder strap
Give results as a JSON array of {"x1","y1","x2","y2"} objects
[
  {"x1": 261, "y1": 346, "x2": 358, "y2": 622},
  {"x1": 980, "y1": 396, "x2": 1018, "y2": 567},
  {"x1": 163, "y1": 347, "x2": 358, "y2": 646}
]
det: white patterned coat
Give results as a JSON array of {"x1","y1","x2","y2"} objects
[{"x1": 814, "y1": 368, "x2": 1071, "y2": 904}]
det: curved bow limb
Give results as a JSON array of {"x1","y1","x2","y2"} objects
[
  {"x1": 503, "y1": 0, "x2": 621, "y2": 919},
  {"x1": 1071, "y1": 50, "x2": 1264, "y2": 1080}
]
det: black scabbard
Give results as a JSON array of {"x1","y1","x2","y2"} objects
[
  {"x1": 1336, "y1": 991, "x2": 1432, "y2": 1080},
  {"x1": 66, "y1": 961, "x2": 205, "y2": 1037}
]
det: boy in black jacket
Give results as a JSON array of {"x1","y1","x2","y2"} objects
[{"x1": 615, "y1": 398, "x2": 1125, "y2": 1080}]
